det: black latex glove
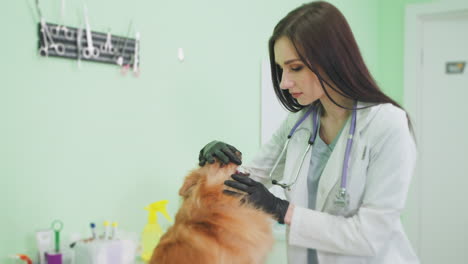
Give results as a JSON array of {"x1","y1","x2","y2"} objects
[
  {"x1": 224, "y1": 173, "x2": 290, "y2": 224},
  {"x1": 198, "y1": 140, "x2": 242, "y2": 166}
]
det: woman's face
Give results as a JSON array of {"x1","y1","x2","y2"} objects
[{"x1": 274, "y1": 36, "x2": 324, "y2": 106}]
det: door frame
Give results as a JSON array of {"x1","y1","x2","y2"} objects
[
  {"x1": 403, "y1": 0, "x2": 468, "y2": 256},
  {"x1": 405, "y1": 1, "x2": 468, "y2": 122}
]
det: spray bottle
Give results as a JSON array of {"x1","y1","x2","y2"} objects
[{"x1": 141, "y1": 200, "x2": 172, "y2": 262}]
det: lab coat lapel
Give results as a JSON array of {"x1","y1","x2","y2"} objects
[
  {"x1": 315, "y1": 120, "x2": 350, "y2": 211},
  {"x1": 316, "y1": 102, "x2": 375, "y2": 211}
]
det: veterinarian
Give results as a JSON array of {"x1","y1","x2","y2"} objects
[{"x1": 198, "y1": 1, "x2": 418, "y2": 264}]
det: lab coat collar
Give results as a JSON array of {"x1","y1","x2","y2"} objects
[
  {"x1": 315, "y1": 101, "x2": 382, "y2": 211},
  {"x1": 295, "y1": 101, "x2": 380, "y2": 141}
]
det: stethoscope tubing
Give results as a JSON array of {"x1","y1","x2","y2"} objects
[
  {"x1": 341, "y1": 102, "x2": 357, "y2": 189},
  {"x1": 270, "y1": 101, "x2": 357, "y2": 195}
]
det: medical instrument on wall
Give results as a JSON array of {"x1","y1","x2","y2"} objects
[
  {"x1": 38, "y1": 21, "x2": 137, "y2": 65},
  {"x1": 133, "y1": 32, "x2": 140, "y2": 76},
  {"x1": 269, "y1": 101, "x2": 358, "y2": 208},
  {"x1": 121, "y1": 58, "x2": 132, "y2": 75},
  {"x1": 35, "y1": 0, "x2": 65, "y2": 56},
  {"x1": 50, "y1": 23, "x2": 74, "y2": 40},
  {"x1": 35, "y1": 1, "x2": 139, "y2": 68},
  {"x1": 82, "y1": 4, "x2": 100, "y2": 59},
  {"x1": 39, "y1": 18, "x2": 66, "y2": 56},
  {"x1": 76, "y1": 26, "x2": 84, "y2": 67},
  {"x1": 121, "y1": 32, "x2": 141, "y2": 76},
  {"x1": 100, "y1": 30, "x2": 116, "y2": 54},
  {"x1": 50, "y1": 0, "x2": 74, "y2": 40},
  {"x1": 115, "y1": 20, "x2": 134, "y2": 67}
]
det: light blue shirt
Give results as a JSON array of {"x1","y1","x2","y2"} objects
[{"x1": 307, "y1": 120, "x2": 344, "y2": 264}]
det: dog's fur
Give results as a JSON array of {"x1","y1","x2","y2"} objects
[{"x1": 150, "y1": 160, "x2": 274, "y2": 264}]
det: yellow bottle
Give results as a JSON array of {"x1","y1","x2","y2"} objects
[{"x1": 141, "y1": 200, "x2": 172, "y2": 262}]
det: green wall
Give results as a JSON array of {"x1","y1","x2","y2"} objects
[
  {"x1": 378, "y1": 0, "x2": 434, "y2": 104},
  {"x1": 0, "y1": 0, "x2": 429, "y2": 262}
]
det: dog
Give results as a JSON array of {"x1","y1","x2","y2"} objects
[{"x1": 150, "y1": 158, "x2": 274, "y2": 264}]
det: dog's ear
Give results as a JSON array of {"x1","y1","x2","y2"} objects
[{"x1": 179, "y1": 170, "x2": 202, "y2": 198}]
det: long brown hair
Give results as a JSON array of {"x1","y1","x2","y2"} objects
[{"x1": 268, "y1": 1, "x2": 402, "y2": 113}]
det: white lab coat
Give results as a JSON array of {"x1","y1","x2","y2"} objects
[{"x1": 239, "y1": 102, "x2": 419, "y2": 264}]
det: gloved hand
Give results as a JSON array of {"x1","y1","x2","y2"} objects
[
  {"x1": 224, "y1": 173, "x2": 290, "y2": 224},
  {"x1": 198, "y1": 140, "x2": 242, "y2": 166}
]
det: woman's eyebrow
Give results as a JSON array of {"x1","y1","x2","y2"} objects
[
  {"x1": 276, "y1": 59, "x2": 302, "y2": 67},
  {"x1": 284, "y1": 59, "x2": 301, "y2": 65}
]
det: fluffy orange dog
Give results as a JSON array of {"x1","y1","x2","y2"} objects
[{"x1": 150, "y1": 160, "x2": 274, "y2": 264}]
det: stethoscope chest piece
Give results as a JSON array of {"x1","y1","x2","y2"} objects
[{"x1": 333, "y1": 188, "x2": 350, "y2": 208}]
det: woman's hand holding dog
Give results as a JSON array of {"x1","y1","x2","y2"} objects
[
  {"x1": 224, "y1": 173, "x2": 290, "y2": 224},
  {"x1": 198, "y1": 140, "x2": 242, "y2": 166}
]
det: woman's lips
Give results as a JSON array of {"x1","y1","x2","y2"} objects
[{"x1": 291, "y1": 93, "x2": 302, "y2": 98}]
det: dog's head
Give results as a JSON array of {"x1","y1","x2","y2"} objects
[{"x1": 179, "y1": 153, "x2": 242, "y2": 198}]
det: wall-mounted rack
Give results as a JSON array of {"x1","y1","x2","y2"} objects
[{"x1": 38, "y1": 21, "x2": 140, "y2": 68}]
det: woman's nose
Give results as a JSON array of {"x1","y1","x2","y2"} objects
[{"x1": 280, "y1": 75, "x2": 295, "y2": 90}]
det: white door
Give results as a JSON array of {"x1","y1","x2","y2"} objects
[{"x1": 419, "y1": 11, "x2": 468, "y2": 264}]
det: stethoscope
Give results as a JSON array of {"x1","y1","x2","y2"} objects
[{"x1": 269, "y1": 101, "x2": 357, "y2": 208}]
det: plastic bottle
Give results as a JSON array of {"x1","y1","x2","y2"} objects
[{"x1": 141, "y1": 200, "x2": 172, "y2": 262}]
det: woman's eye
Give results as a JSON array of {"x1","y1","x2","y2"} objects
[{"x1": 291, "y1": 66, "x2": 303, "y2": 72}]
